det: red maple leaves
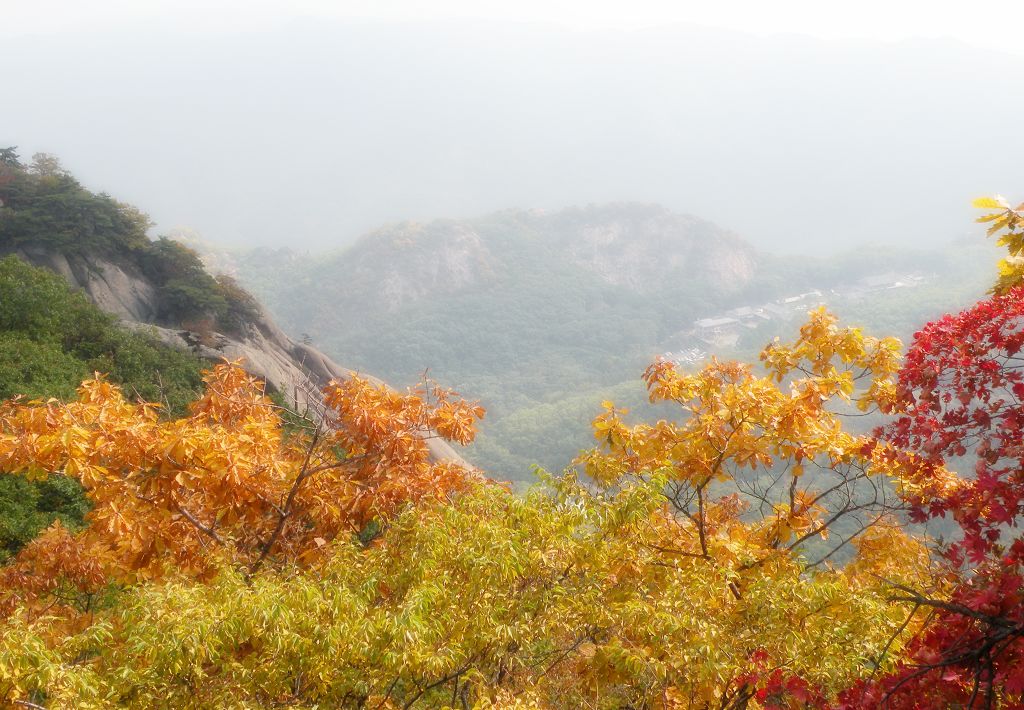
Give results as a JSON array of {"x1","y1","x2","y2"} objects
[
  {"x1": 884, "y1": 285, "x2": 1024, "y2": 567},
  {"x1": 846, "y1": 286, "x2": 1024, "y2": 708}
]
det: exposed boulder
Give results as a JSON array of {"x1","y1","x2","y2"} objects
[{"x1": 5, "y1": 245, "x2": 157, "y2": 322}]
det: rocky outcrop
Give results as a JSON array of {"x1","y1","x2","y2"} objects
[
  {"x1": 8, "y1": 246, "x2": 466, "y2": 464},
  {"x1": 348, "y1": 221, "x2": 492, "y2": 312},
  {"x1": 6, "y1": 245, "x2": 158, "y2": 322},
  {"x1": 292, "y1": 203, "x2": 757, "y2": 311},
  {"x1": 537, "y1": 204, "x2": 757, "y2": 294}
]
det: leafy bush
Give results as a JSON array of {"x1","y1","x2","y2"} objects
[{"x1": 0, "y1": 255, "x2": 206, "y2": 557}]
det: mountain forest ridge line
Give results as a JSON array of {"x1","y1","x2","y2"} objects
[
  {"x1": 182, "y1": 199, "x2": 974, "y2": 266},
  {"x1": 183, "y1": 200, "x2": 986, "y2": 303},
  {"x1": 185, "y1": 202, "x2": 758, "y2": 294},
  {"x1": 0, "y1": 152, "x2": 469, "y2": 464},
  {"x1": 184, "y1": 203, "x2": 739, "y2": 256},
  {"x1": 176, "y1": 198, "x2": 994, "y2": 343}
]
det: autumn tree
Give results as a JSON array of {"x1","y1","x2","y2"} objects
[
  {"x1": 572, "y1": 308, "x2": 935, "y2": 707},
  {"x1": 840, "y1": 197, "x2": 1024, "y2": 708},
  {"x1": 0, "y1": 361, "x2": 484, "y2": 600},
  {"x1": 0, "y1": 321, "x2": 937, "y2": 709},
  {"x1": 0, "y1": 457, "x2": 930, "y2": 709},
  {"x1": 0, "y1": 147, "x2": 20, "y2": 169},
  {"x1": 28, "y1": 153, "x2": 69, "y2": 179},
  {"x1": 579, "y1": 308, "x2": 910, "y2": 565}
]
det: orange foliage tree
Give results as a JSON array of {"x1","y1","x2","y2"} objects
[{"x1": 0, "y1": 362, "x2": 484, "y2": 601}]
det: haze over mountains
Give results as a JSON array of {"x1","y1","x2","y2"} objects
[
  {"x1": 196, "y1": 202, "x2": 995, "y2": 479},
  {"x1": 4, "y1": 19, "x2": 1022, "y2": 253}
]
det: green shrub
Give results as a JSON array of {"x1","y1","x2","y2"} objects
[{"x1": 0, "y1": 255, "x2": 207, "y2": 556}]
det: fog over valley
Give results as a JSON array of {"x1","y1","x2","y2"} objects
[{"x1": 4, "y1": 18, "x2": 1023, "y2": 253}]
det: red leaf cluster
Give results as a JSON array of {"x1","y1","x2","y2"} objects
[{"x1": 846, "y1": 286, "x2": 1024, "y2": 707}]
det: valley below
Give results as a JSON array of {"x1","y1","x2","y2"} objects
[{"x1": 192, "y1": 203, "x2": 997, "y2": 481}]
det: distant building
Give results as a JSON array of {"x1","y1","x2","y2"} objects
[
  {"x1": 841, "y1": 272, "x2": 929, "y2": 299},
  {"x1": 693, "y1": 317, "x2": 741, "y2": 347},
  {"x1": 858, "y1": 272, "x2": 902, "y2": 290},
  {"x1": 726, "y1": 306, "x2": 757, "y2": 318},
  {"x1": 725, "y1": 305, "x2": 773, "y2": 328},
  {"x1": 661, "y1": 347, "x2": 708, "y2": 367},
  {"x1": 694, "y1": 316, "x2": 738, "y2": 336},
  {"x1": 761, "y1": 302, "x2": 791, "y2": 320}
]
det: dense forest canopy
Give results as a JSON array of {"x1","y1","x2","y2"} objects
[
  {"x1": 0, "y1": 150, "x2": 259, "y2": 336},
  {"x1": 0, "y1": 254, "x2": 208, "y2": 563}
]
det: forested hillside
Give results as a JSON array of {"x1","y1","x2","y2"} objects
[
  {"x1": 0, "y1": 150, "x2": 446, "y2": 437},
  {"x1": 0, "y1": 149, "x2": 260, "y2": 334},
  {"x1": 208, "y1": 209, "x2": 996, "y2": 480},
  {"x1": 221, "y1": 204, "x2": 756, "y2": 383},
  {"x1": 0, "y1": 254, "x2": 210, "y2": 562},
  {"x1": 0, "y1": 150, "x2": 462, "y2": 563}
]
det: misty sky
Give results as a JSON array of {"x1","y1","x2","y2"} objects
[
  {"x1": 7, "y1": 1, "x2": 1024, "y2": 50},
  {"x1": 4, "y1": 1, "x2": 1024, "y2": 253}
]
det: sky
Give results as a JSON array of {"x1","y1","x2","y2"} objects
[
  {"x1": 4, "y1": 0, "x2": 1019, "y2": 50},
  {"x1": 3, "y1": 1, "x2": 1023, "y2": 253},
  {"x1": 5, "y1": 0, "x2": 1024, "y2": 53}
]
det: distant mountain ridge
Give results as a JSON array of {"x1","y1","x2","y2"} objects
[
  {"x1": 211, "y1": 202, "x2": 758, "y2": 339},
  {"x1": 201, "y1": 202, "x2": 996, "y2": 481},
  {"x1": 194, "y1": 203, "x2": 763, "y2": 479}
]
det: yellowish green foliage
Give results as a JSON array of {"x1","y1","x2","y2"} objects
[
  {"x1": 1, "y1": 478, "x2": 925, "y2": 709},
  {"x1": 578, "y1": 308, "x2": 909, "y2": 564},
  {"x1": 973, "y1": 194, "x2": 1024, "y2": 294}
]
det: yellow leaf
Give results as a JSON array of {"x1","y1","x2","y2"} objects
[{"x1": 973, "y1": 195, "x2": 1009, "y2": 209}]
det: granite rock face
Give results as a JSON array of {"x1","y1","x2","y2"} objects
[
  {"x1": 9, "y1": 245, "x2": 157, "y2": 322},
  {"x1": 8, "y1": 245, "x2": 466, "y2": 465}
]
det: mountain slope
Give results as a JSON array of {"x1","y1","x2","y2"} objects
[
  {"x1": 211, "y1": 205, "x2": 998, "y2": 481},
  {"x1": 0, "y1": 254, "x2": 208, "y2": 561},
  {"x1": 214, "y1": 204, "x2": 756, "y2": 409},
  {"x1": 0, "y1": 153, "x2": 468, "y2": 464}
]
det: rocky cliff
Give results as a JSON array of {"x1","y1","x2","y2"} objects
[
  {"x1": 544, "y1": 204, "x2": 757, "y2": 293},
  {"x1": 337, "y1": 204, "x2": 757, "y2": 306},
  {"x1": 1, "y1": 244, "x2": 466, "y2": 463}
]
